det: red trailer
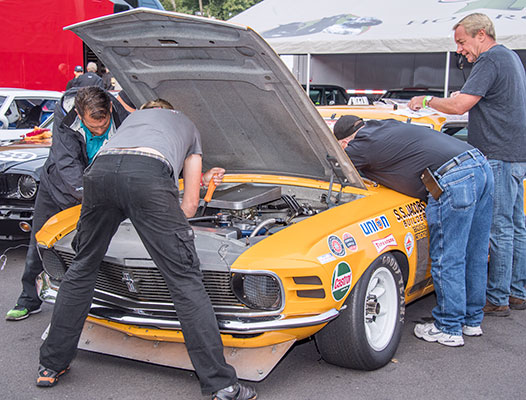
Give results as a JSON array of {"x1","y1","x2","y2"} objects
[{"x1": 0, "y1": 0, "x2": 163, "y2": 91}]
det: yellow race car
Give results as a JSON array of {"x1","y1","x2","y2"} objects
[{"x1": 37, "y1": 9, "x2": 433, "y2": 381}]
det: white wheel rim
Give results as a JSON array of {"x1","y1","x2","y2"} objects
[{"x1": 363, "y1": 266, "x2": 398, "y2": 351}]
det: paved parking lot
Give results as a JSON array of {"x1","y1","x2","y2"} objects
[{"x1": 1, "y1": 243, "x2": 525, "y2": 400}]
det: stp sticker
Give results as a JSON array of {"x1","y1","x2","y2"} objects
[
  {"x1": 331, "y1": 261, "x2": 352, "y2": 301},
  {"x1": 404, "y1": 232, "x2": 415, "y2": 257},
  {"x1": 317, "y1": 253, "x2": 337, "y2": 265},
  {"x1": 342, "y1": 232, "x2": 358, "y2": 252},
  {"x1": 328, "y1": 235, "x2": 346, "y2": 257},
  {"x1": 372, "y1": 234, "x2": 397, "y2": 253},
  {"x1": 359, "y1": 215, "x2": 390, "y2": 236}
]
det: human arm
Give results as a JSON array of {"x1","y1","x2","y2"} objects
[
  {"x1": 181, "y1": 153, "x2": 202, "y2": 218},
  {"x1": 408, "y1": 93, "x2": 481, "y2": 115},
  {"x1": 202, "y1": 167, "x2": 225, "y2": 187}
]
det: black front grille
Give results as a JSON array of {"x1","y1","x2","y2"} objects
[
  {"x1": 56, "y1": 251, "x2": 243, "y2": 308},
  {"x1": 0, "y1": 174, "x2": 12, "y2": 195}
]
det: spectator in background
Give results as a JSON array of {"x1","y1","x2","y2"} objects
[
  {"x1": 68, "y1": 62, "x2": 103, "y2": 89},
  {"x1": 409, "y1": 13, "x2": 526, "y2": 316},
  {"x1": 65, "y1": 65, "x2": 83, "y2": 90}
]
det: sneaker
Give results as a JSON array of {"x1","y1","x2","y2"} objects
[
  {"x1": 5, "y1": 304, "x2": 41, "y2": 321},
  {"x1": 509, "y1": 296, "x2": 526, "y2": 310},
  {"x1": 36, "y1": 364, "x2": 69, "y2": 387},
  {"x1": 414, "y1": 322, "x2": 464, "y2": 347},
  {"x1": 212, "y1": 383, "x2": 257, "y2": 400},
  {"x1": 462, "y1": 325, "x2": 483, "y2": 337},
  {"x1": 483, "y1": 300, "x2": 511, "y2": 317}
]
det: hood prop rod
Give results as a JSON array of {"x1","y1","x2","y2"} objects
[{"x1": 326, "y1": 155, "x2": 350, "y2": 207}]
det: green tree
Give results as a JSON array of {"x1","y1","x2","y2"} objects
[{"x1": 159, "y1": 0, "x2": 263, "y2": 19}]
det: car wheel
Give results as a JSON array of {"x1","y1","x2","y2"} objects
[{"x1": 315, "y1": 253, "x2": 405, "y2": 370}]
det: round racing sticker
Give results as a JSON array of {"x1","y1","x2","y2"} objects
[
  {"x1": 328, "y1": 235, "x2": 346, "y2": 257},
  {"x1": 404, "y1": 232, "x2": 415, "y2": 257},
  {"x1": 342, "y1": 232, "x2": 358, "y2": 252},
  {"x1": 0, "y1": 151, "x2": 37, "y2": 163},
  {"x1": 331, "y1": 261, "x2": 352, "y2": 301}
]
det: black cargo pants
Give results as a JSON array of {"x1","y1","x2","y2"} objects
[
  {"x1": 39, "y1": 154, "x2": 237, "y2": 394},
  {"x1": 17, "y1": 184, "x2": 64, "y2": 310}
]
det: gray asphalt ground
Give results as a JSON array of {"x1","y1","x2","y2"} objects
[{"x1": 1, "y1": 242, "x2": 525, "y2": 400}]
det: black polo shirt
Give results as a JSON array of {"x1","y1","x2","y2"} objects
[{"x1": 345, "y1": 119, "x2": 473, "y2": 200}]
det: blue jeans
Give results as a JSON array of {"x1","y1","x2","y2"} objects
[
  {"x1": 427, "y1": 149, "x2": 494, "y2": 335},
  {"x1": 487, "y1": 160, "x2": 526, "y2": 305}
]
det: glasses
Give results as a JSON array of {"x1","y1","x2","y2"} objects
[{"x1": 81, "y1": 113, "x2": 111, "y2": 136}]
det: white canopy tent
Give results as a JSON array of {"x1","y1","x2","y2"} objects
[{"x1": 231, "y1": 0, "x2": 526, "y2": 93}]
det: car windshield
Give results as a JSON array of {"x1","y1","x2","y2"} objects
[{"x1": 0, "y1": 95, "x2": 6, "y2": 109}]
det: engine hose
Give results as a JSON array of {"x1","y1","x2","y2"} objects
[{"x1": 249, "y1": 218, "x2": 277, "y2": 238}]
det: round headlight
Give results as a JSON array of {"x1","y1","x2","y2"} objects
[
  {"x1": 18, "y1": 175, "x2": 38, "y2": 199},
  {"x1": 232, "y1": 273, "x2": 281, "y2": 310},
  {"x1": 41, "y1": 248, "x2": 67, "y2": 281}
]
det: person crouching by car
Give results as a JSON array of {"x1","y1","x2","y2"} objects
[
  {"x1": 5, "y1": 86, "x2": 129, "y2": 322},
  {"x1": 334, "y1": 115, "x2": 494, "y2": 347},
  {"x1": 36, "y1": 99, "x2": 257, "y2": 400}
]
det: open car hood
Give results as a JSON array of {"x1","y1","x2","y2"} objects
[{"x1": 66, "y1": 8, "x2": 364, "y2": 189}]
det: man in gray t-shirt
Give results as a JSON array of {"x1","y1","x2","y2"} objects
[
  {"x1": 409, "y1": 13, "x2": 526, "y2": 316},
  {"x1": 37, "y1": 99, "x2": 256, "y2": 400}
]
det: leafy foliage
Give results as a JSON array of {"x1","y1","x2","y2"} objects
[{"x1": 159, "y1": 0, "x2": 263, "y2": 20}]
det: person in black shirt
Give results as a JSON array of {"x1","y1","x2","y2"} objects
[{"x1": 335, "y1": 115, "x2": 494, "y2": 347}]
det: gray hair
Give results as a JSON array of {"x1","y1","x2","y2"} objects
[
  {"x1": 453, "y1": 13, "x2": 496, "y2": 41},
  {"x1": 86, "y1": 62, "x2": 98, "y2": 72}
]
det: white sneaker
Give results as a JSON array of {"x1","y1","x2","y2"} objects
[
  {"x1": 414, "y1": 322, "x2": 464, "y2": 347},
  {"x1": 462, "y1": 325, "x2": 483, "y2": 337}
]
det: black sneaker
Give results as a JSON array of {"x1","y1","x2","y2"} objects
[
  {"x1": 36, "y1": 364, "x2": 69, "y2": 387},
  {"x1": 212, "y1": 383, "x2": 257, "y2": 400}
]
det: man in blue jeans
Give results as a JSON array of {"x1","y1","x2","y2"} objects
[
  {"x1": 335, "y1": 115, "x2": 494, "y2": 347},
  {"x1": 409, "y1": 13, "x2": 526, "y2": 315}
]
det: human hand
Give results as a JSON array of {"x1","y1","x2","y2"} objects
[
  {"x1": 408, "y1": 96, "x2": 425, "y2": 111},
  {"x1": 203, "y1": 167, "x2": 225, "y2": 187}
]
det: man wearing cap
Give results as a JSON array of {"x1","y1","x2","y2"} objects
[
  {"x1": 334, "y1": 115, "x2": 494, "y2": 347},
  {"x1": 65, "y1": 65, "x2": 84, "y2": 90},
  {"x1": 66, "y1": 62, "x2": 103, "y2": 89}
]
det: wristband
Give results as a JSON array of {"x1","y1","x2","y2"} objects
[
  {"x1": 423, "y1": 96, "x2": 433, "y2": 108},
  {"x1": 200, "y1": 173, "x2": 205, "y2": 187}
]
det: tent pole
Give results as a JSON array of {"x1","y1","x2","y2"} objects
[
  {"x1": 306, "y1": 53, "x2": 311, "y2": 95},
  {"x1": 444, "y1": 52, "x2": 450, "y2": 98}
]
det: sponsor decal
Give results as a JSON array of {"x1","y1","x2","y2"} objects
[
  {"x1": 0, "y1": 151, "x2": 37, "y2": 162},
  {"x1": 328, "y1": 235, "x2": 346, "y2": 257},
  {"x1": 372, "y1": 234, "x2": 397, "y2": 253},
  {"x1": 331, "y1": 261, "x2": 352, "y2": 301},
  {"x1": 392, "y1": 200, "x2": 426, "y2": 229},
  {"x1": 342, "y1": 232, "x2": 358, "y2": 252},
  {"x1": 359, "y1": 215, "x2": 390, "y2": 236},
  {"x1": 404, "y1": 232, "x2": 415, "y2": 257},
  {"x1": 317, "y1": 253, "x2": 337, "y2": 265}
]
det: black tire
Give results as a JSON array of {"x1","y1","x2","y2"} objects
[{"x1": 315, "y1": 253, "x2": 405, "y2": 370}]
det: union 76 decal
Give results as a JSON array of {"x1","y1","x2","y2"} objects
[{"x1": 359, "y1": 215, "x2": 390, "y2": 236}]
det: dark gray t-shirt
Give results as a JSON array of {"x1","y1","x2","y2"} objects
[
  {"x1": 101, "y1": 108, "x2": 202, "y2": 185},
  {"x1": 461, "y1": 45, "x2": 526, "y2": 161},
  {"x1": 345, "y1": 119, "x2": 473, "y2": 200}
]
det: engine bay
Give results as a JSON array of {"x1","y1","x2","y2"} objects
[{"x1": 191, "y1": 182, "x2": 356, "y2": 241}]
